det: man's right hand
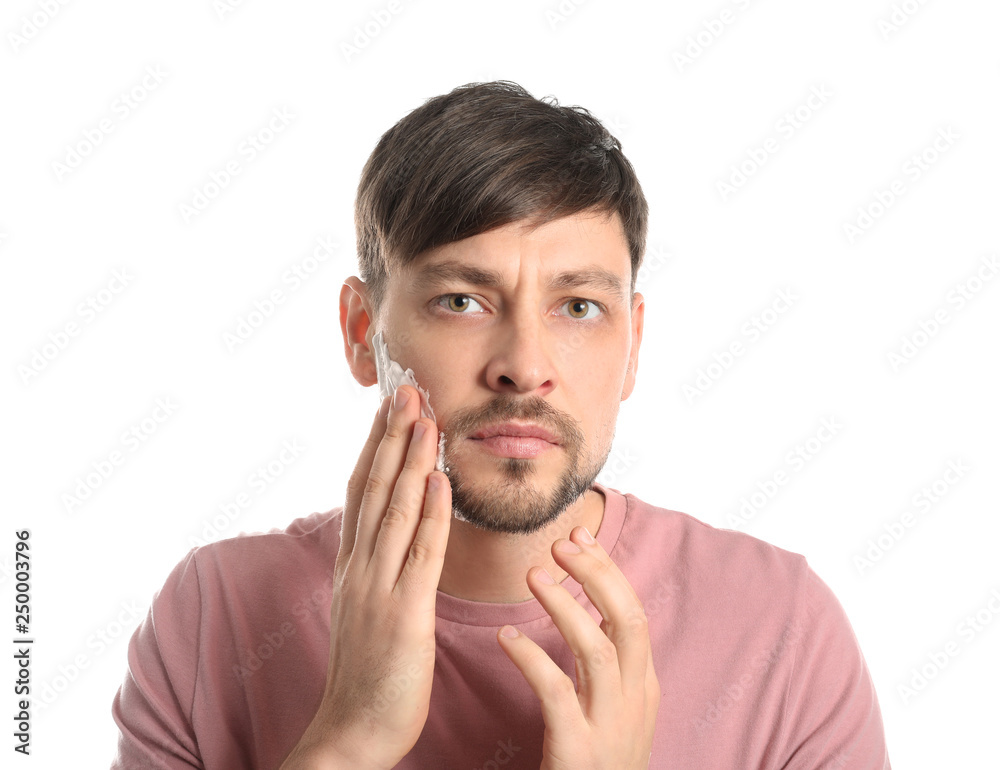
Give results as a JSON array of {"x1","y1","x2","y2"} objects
[{"x1": 281, "y1": 384, "x2": 452, "y2": 769}]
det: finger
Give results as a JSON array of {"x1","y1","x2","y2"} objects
[
  {"x1": 354, "y1": 385, "x2": 422, "y2": 567},
  {"x1": 552, "y1": 527, "x2": 651, "y2": 701},
  {"x1": 338, "y1": 394, "x2": 391, "y2": 571},
  {"x1": 496, "y1": 626, "x2": 585, "y2": 735},
  {"x1": 371, "y1": 414, "x2": 440, "y2": 587},
  {"x1": 523, "y1": 565, "x2": 622, "y2": 721},
  {"x1": 395, "y1": 470, "x2": 452, "y2": 610}
]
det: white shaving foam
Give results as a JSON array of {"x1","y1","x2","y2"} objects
[{"x1": 371, "y1": 331, "x2": 449, "y2": 474}]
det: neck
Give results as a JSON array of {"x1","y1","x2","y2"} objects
[{"x1": 436, "y1": 486, "x2": 606, "y2": 603}]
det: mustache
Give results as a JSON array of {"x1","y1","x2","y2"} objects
[{"x1": 446, "y1": 394, "x2": 584, "y2": 448}]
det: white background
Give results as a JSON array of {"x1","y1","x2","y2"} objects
[{"x1": 3, "y1": 0, "x2": 998, "y2": 766}]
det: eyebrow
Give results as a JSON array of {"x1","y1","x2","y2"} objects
[{"x1": 412, "y1": 260, "x2": 626, "y2": 299}]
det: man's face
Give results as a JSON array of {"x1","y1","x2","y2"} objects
[{"x1": 375, "y1": 209, "x2": 643, "y2": 535}]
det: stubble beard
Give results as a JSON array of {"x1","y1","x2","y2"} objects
[{"x1": 442, "y1": 395, "x2": 614, "y2": 535}]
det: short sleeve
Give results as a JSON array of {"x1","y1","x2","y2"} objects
[
  {"x1": 111, "y1": 549, "x2": 204, "y2": 769},
  {"x1": 776, "y1": 563, "x2": 891, "y2": 769}
]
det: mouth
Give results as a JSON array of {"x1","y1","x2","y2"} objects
[{"x1": 468, "y1": 422, "x2": 560, "y2": 459}]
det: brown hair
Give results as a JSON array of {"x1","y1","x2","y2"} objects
[{"x1": 354, "y1": 80, "x2": 648, "y2": 317}]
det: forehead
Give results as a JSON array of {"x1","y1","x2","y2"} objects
[{"x1": 396, "y1": 210, "x2": 631, "y2": 296}]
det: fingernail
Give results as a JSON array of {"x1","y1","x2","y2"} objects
[
  {"x1": 500, "y1": 625, "x2": 519, "y2": 639},
  {"x1": 556, "y1": 540, "x2": 581, "y2": 554},
  {"x1": 578, "y1": 526, "x2": 595, "y2": 545},
  {"x1": 393, "y1": 386, "x2": 410, "y2": 411},
  {"x1": 412, "y1": 422, "x2": 426, "y2": 442},
  {"x1": 536, "y1": 567, "x2": 556, "y2": 584}
]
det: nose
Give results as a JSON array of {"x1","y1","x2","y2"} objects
[{"x1": 484, "y1": 312, "x2": 558, "y2": 397}]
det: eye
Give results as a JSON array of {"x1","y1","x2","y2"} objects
[
  {"x1": 561, "y1": 299, "x2": 602, "y2": 320},
  {"x1": 437, "y1": 294, "x2": 485, "y2": 313}
]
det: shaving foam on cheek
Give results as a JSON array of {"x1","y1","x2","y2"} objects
[{"x1": 371, "y1": 331, "x2": 449, "y2": 474}]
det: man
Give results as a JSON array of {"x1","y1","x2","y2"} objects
[{"x1": 112, "y1": 81, "x2": 891, "y2": 768}]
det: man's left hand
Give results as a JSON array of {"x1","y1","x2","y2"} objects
[{"x1": 497, "y1": 526, "x2": 660, "y2": 769}]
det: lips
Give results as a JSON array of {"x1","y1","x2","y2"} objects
[{"x1": 470, "y1": 422, "x2": 560, "y2": 445}]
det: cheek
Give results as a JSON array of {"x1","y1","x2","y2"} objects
[
  {"x1": 398, "y1": 343, "x2": 469, "y2": 418},
  {"x1": 564, "y1": 335, "x2": 627, "y2": 390},
  {"x1": 571, "y1": 342, "x2": 629, "y2": 433}
]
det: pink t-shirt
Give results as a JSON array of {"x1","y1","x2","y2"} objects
[{"x1": 112, "y1": 484, "x2": 891, "y2": 768}]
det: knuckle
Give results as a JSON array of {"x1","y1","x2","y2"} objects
[
  {"x1": 551, "y1": 672, "x2": 578, "y2": 700},
  {"x1": 591, "y1": 639, "x2": 618, "y2": 667},
  {"x1": 381, "y1": 501, "x2": 411, "y2": 530},
  {"x1": 347, "y1": 468, "x2": 362, "y2": 491},
  {"x1": 408, "y1": 537, "x2": 435, "y2": 565},
  {"x1": 625, "y1": 606, "x2": 649, "y2": 635},
  {"x1": 382, "y1": 415, "x2": 408, "y2": 441},
  {"x1": 590, "y1": 558, "x2": 613, "y2": 581},
  {"x1": 401, "y1": 450, "x2": 424, "y2": 472},
  {"x1": 363, "y1": 473, "x2": 388, "y2": 500},
  {"x1": 364, "y1": 429, "x2": 382, "y2": 451},
  {"x1": 346, "y1": 467, "x2": 367, "y2": 499}
]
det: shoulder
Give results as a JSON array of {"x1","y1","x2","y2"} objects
[
  {"x1": 608, "y1": 488, "x2": 849, "y2": 642},
  {"x1": 155, "y1": 507, "x2": 345, "y2": 617},
  {"x1": 612, "y1": 491, "x2": 889, "y2": 764},
  {"x1": 614, "y1": 488, "x2": 810, "y2": 588},
  {"x1": 189, "y1": 507, "x2": 343, "y2": 577}
]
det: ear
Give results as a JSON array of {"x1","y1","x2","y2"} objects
[
  {"x1": 340, "y1": 276, "x2": 378, "y2": 387},
  {"x1": 621, "y1": 291, "x2": 644, "y2": 401}
]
